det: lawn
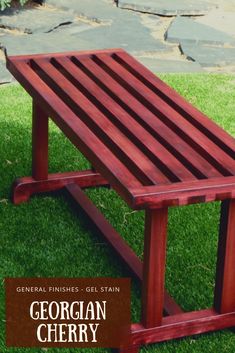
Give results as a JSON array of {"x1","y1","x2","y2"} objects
[{"x1": 0, "y1": 73, "x2": 235, "y2": 353}]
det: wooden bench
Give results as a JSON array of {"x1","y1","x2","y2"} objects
[{"x1": 7, "y1": 48, "x2": 235, "y2": 352}]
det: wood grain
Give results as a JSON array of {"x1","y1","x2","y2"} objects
[{"x1": 6, "y1": 49, "x2": 235, "y2": 209}]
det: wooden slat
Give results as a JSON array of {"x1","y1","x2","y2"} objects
[
  {"x1": 65, "y1": 183, "x2": 183, "y2": 316},
  {"x1": 53, "y1": 56, "x2": 195, "y2": 182},
  {"x1": 116, "y1": 50, "x2": 235, "y2": 158},
  {"x1": 7, "y1": 59, "x2": 142, "y2": 206},
  {"x1": 32, "y1": 58, "x2": 170, "y2": 186},
  {"x1": 131, "y1": 308, "x2": 235, "y2": 345},
  {"x1": 74, "y1": 55, "x2": 223, "y2": 180},
  {"x1": 7, "y1": 48, "x2": 123, "y2": 63},
  {"x1": 131, "y1": 176, "x2": 235, "y2": 209},
  {"x1": 95, "y1": 53, "x2": 235, "y2": 176}
]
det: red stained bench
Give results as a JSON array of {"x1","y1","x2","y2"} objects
[{"x1": 7, "y1": 48, "x2": 235, "y2": 352}]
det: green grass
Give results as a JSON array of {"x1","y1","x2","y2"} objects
[{"x1": 0, "y1": 73, "x2": 235, "y2": 353}]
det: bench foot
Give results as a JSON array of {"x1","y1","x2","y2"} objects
[
  {"x1": 12, "y1": 170, "x2": 108, "y2": 205},
  {"x1": 131, "y1": 308, "x2": 235, "y2": 346}
]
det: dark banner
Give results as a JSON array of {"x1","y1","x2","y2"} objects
[{"x1": 5, "y1": 277, "x2": 131, "y2": 348}]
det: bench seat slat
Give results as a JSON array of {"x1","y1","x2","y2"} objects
[{"x1": 131, "y1": 176, "x2": 235, "y2": 209}]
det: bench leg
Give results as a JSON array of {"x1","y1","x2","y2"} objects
[
  {"x1": 32, "y1": 100, "x2": 49, "y2": 181},
  {"x1": 11, "y1": 102, "x2": 109, "y2": 204},
  {"x1": 12, "y1": 101, "x2": 49, "y2": 204},
  {"x1": 214, "y1": 199, "x2": 235, "y2": 313},
  {"x1": 116, "y1": 208, "x2": 168, "y2": 352},
  {"x1": 142, "y1": 208, "x2": 168, "y2": 328}
]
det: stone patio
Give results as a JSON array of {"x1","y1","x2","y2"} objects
[{"x1": 1, "y1": 0, "x2": 235, "y2": 84}]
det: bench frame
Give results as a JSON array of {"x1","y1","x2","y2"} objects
[{"x1": 12, "y1": 100, "x2": 235, "y2": 353}]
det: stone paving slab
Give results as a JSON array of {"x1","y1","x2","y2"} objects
[
  {"x1": 51, "y1": 21, "x2": 97, "y2": 35},
  {"x1": 196, "y1": 9, "x2": 235, "y2": 38},
  {"x1": 166, "y1": 16, "x2": 235, "y2": 45},
  {"x1": 136, "y1": 57, "x2": 204, "y2": 73},
  {"x1": 0, "y1": 7, "x2": 76, "y2": 34},
  {"x1": 180, "y1": 42, "x2": 235, "y2": 67},
  {"x1": 45, "y1": 0, "x2": 119, "y2": 22},
  {"x1": 0, "y1": 31, "x2": 93, "y2": 56},
  {"x1": 0, "y1": 59, "x2": 13, "y2": 84},
  {"x1": 75, "y1": 17, "x2": 168, "y2": 55},
  {"x1": 117, "y1": 0, "x2": 215, "y2": 16}
]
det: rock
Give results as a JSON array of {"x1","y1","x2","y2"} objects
[
  {"x1": 136, "y1": 57, "x2": 204, "y2": 73},
  {"x1": 180, "y1": 42, "x2": 235, "y2": 67},
  {"x1": 166, "y1": 16, "x2": 235, "y2": 45},
  {"x1": 117, "y1": 0, "x2": 215, "y2": 16}
]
